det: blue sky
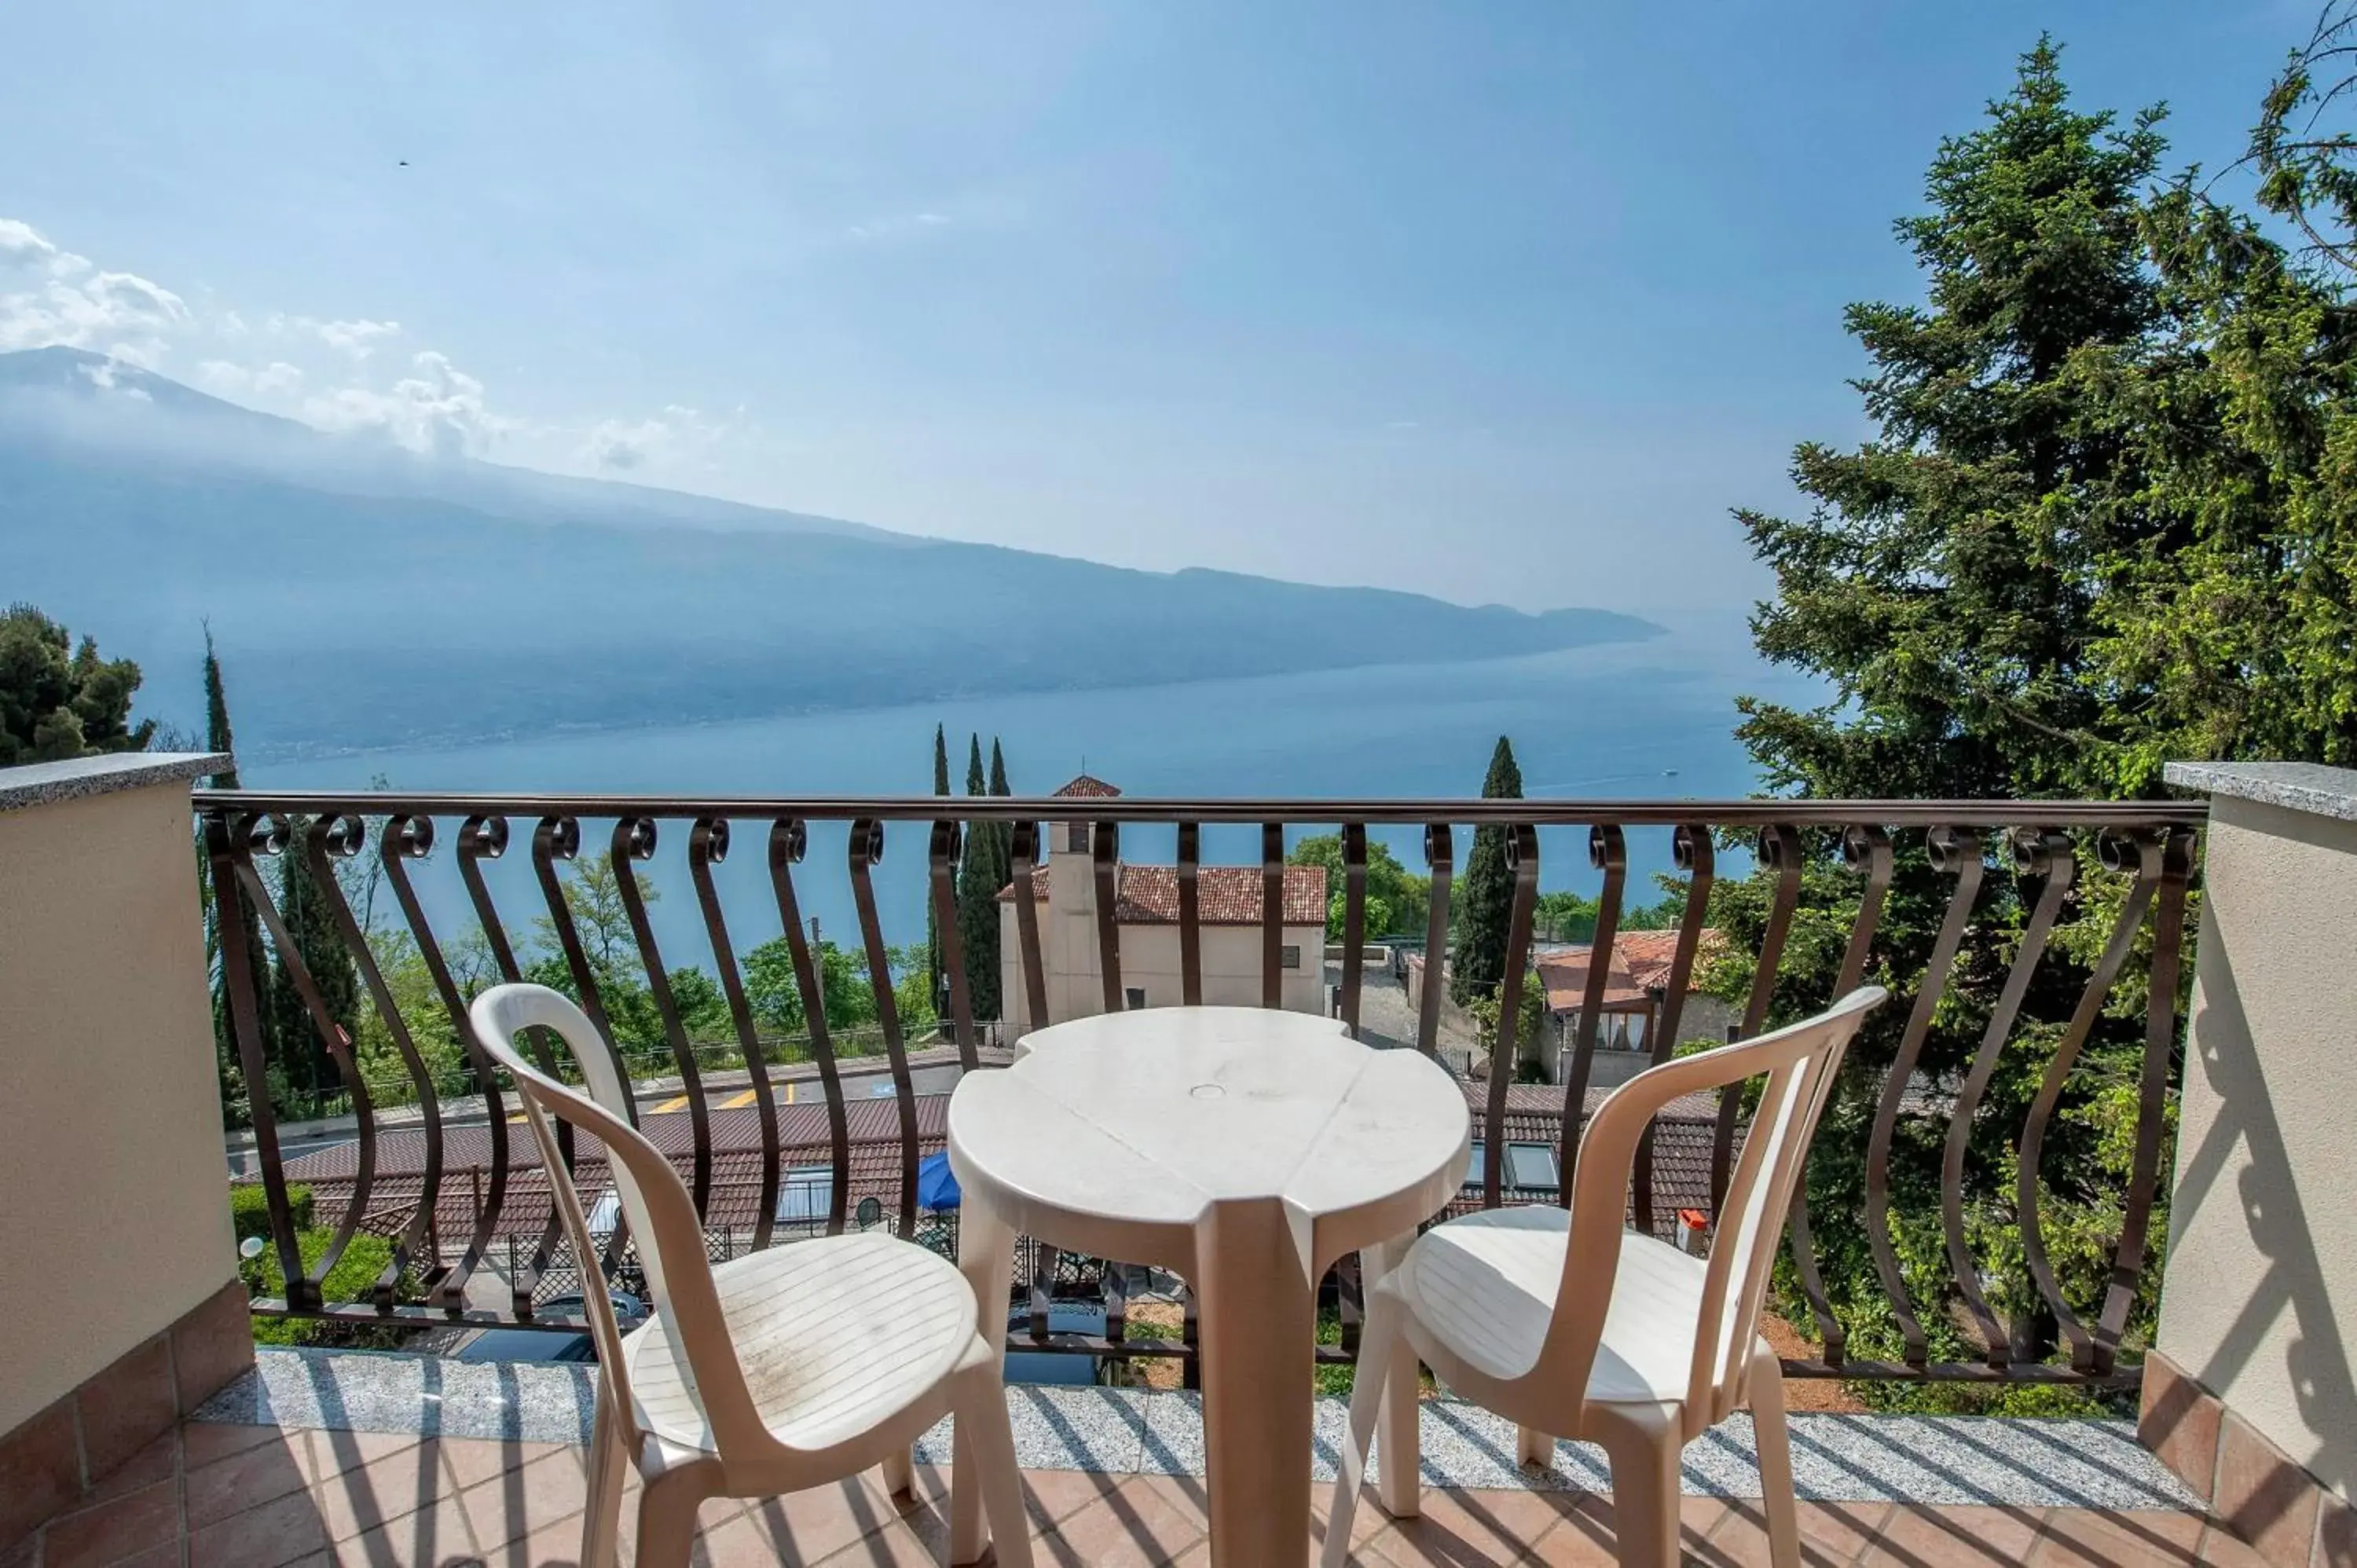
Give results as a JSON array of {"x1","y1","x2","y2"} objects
[{"x1": 0, "y1": 2, "x2": 2312, "y2": 617}]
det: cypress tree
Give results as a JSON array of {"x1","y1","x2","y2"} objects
[
  {"x1": 1450, "y1": 736, "x2": 1523, "y2": 1008},
  {"x1": 927, "y1": 722, "x2": 949, "y2": 1017},
  {"x1": 953, "y1": 735, "x2": 1006, "y2": 1021},
  {"x1": 203, "y1": 630, "x2": 276, "y2": 1110},
  {"x1": 269, "y1": 835, "x2": 362, "y2": 1106}
]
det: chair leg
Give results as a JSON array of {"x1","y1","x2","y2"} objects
[
  {"x1": 952, "y1": 1366, "x2": 1034, "y2": 1568},
  {"x1": 1322, "y1": 1295, "x2": 1403, "y2": 1568},
  {"x1": 632, "y1": 1468, "x2": 706, "y2": 1568},
  {"x1": 578, "y1": 1375, "x2": 628, "y2": 1568},
  {"x1": 1516, "y1": 1425, "x2": 1555, "y2": 1470},
  {"x1": 1594, "y1": 1406, "x2": 1681, "y2": 1568},
  {"x1": 880, "y1": 1443, "x2": 915, "y2": 1498},
  {"x1": 1750, "y1": 1346, "x2": 1802, "y2": 1568}
]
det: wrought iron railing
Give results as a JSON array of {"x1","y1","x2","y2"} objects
[{"x1": 199, "y1": 789, "x2": 2203, "y2": 1389}]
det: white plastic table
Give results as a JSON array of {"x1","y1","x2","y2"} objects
[{"x1": 945, "y1": 1006, "x2": 1470, "y2": 1566}]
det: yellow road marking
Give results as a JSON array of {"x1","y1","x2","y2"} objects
[
  {"x1": 652, "y1": 1095, "x2": 689, "y2": 1114},
  {"x1": 784, "y1": 1081, "x2": 795, "y2": 1105},
  {"x1": 720, "y1": 1090, "x2": 757, "y2": 1109}
]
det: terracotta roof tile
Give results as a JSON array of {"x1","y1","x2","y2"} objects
[
  {"x1": 996, "y1": 863, "x2": 1328, "y2": 925},
  {"x1": 1051, "y1": 775, "x2": 1123, "y2": 799},
  {"x1": 1536, "y1": 929, "x2": 1723, "y2": 1013}
]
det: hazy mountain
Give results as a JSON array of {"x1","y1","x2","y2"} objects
[{"x1": 0, "y1": 346, "x2": 1662, "y2": 755}]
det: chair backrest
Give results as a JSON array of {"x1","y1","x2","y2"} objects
[
  {"x1": 468, "y1": 983, "x2": 767, "y2": 1456},
  {"x1": 1538, "y1": 986, "x2": 1885, "y2": 1433}
]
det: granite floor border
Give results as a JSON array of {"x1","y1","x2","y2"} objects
[{"x1": 193, "y1": 1346, "x2": 2202, "y2": 1511}]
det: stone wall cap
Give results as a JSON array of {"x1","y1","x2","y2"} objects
[
  {"x1": 2164, "y1": 760, "x2": 2357, "y2": 823},
  {"x1": 0, "y1": 752, "x2": 231, "y2": 815}
]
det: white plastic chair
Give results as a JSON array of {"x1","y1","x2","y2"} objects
[
  {"x1": 1325, "y1": 986, "x2": 1887, "y2": 1568},
  {"x1": 468, "y1": 982, "x2": 1033, "y2": 1568}
]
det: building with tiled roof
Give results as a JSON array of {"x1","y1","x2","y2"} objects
[
  {"x1": 995, "y1": 776, "x2": 1329, "y2": 1031},
  {"x1": 1534, "y1": 928, "x2": 1739, "y2": 1086},
  {"x1": 1050, "y1": 774, "x2": 1124, "y2": 800}
]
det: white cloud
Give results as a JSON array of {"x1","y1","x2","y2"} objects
[
  {"x1": 0, "y1": 214, "x2": 747, "y2": 481},
  {"x1": 292, "y1": 317, "x2": 401, "y2": 358},
  {"x1": 0, "y1": 219, "x2": 189, "y2": 361},
  {"x1": 303, "y1": 350, "x2": 512, "y2": 458},
  {"x1": 0, "y1": 218, "x2": 60, "y2": 267}
]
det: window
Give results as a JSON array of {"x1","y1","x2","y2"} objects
[
  {"x1": 1505, "y1": 1143, "x2": 1561, "y2": 1192},
  {"x1": 1461, "y1": 1141, "x2": 1563, "y2": 1192},
  {"x1": 1065, "y1": 822, "x2": 1090, "y2": 853},
  {"x1": 1281, "y1": 944, "x2": 1302, "y2": 969},
  {"x1": 775, "y1": 1167, "x2": 834, "y2": 1225},
  {"x1": 1125, "y1": 987, "x2": 1147, "y2": 1010}
]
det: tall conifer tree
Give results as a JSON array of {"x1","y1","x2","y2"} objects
[{"x1": 1450, "y1": 736, "x2": 1523, "y2": 1007}]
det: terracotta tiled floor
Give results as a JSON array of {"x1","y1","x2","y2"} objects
[{"x1": 6, "y1": 1416, "x2": 2269, "y2": 1567}]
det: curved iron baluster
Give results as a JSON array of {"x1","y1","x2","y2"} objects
[
  {"x1": 305, "y1": 813, "x2": 444, "y2": 1309},
  {"x1": 207, "y1": 809, "x2": 307, "y2": 1307},
  {"x1": 1340, "y1": 824, "x2": 1368, "y2": 1037},
  {"x1": 382, "y1": 813, "x2": 510, "y2": 1311},
  {"x1": 1262, "y1": 822, "x2": 1285, "y2": 1009},
  {"x1": 1093, "y1": 820, "x2": 1123, "y2": 1013},
  {"x1": 1864, "y1": 826, "x2": 1984, "y2": 1368},
  {"x1": 1177, "y1": 821, "x2": 1203, "y2": 1007},
  {"x1": 849, "y1": 819, "x2": 920, "y2": 1237},
  {"x1": 1944, "y1": 829, "x2": 2073, "y2": 1365},
  {"x1": 928, "y1": 819, "x2": 978, "y2": 1067},
  {"x1": 1010, "y1": 821, "x2": 1050, "y2": 1031},
  {"x1": 1783, "y1": 823, "x2": 1895, "y2": 1367},
  {"x1": 530, "y1": 814, "x2": 636, "y2": 1284},
  {"x1": 690, "y1": 818, "x2": 783, "y2": 1251},
  {"x1": 1634, "y1": 825, "x2": 1714, "y2": 1236},
  {"x1": 768, "y1": 820, "x2": 849, "y2": 1236},
  {"x1": 612, "y1": 817, "x2": 710, "y2": 1219},
  {"x1": 1481, "y1": 823, "x2": 1539, "y2": 1210},
  {"x1": 1713, "y1": 824, "x2": 1804, "y2": 1212},
  {"x1": 1557, "y1": 824, "x2": 1626, "y2": 1201},
  {"x1": 530, "y1": 815, "x2": 633, "y2": 1109},
  {"x1": 1417, "y1": 824, "x2": 1454, "y2": 1057},
  {"x1": 457, "y1": 814, "x2": 567, "y2": 1317},
  {"x1": 2094, "y1": 827, "x2": 2195, "y2": 1373},
  {"x1": 233, "y1": 811, "x2": 374, "y2": 1304},
  {"x1": 2018, "y1": 829, "x2": 2168, "y2": 1372}
]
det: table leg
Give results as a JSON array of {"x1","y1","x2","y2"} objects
[
  {"x1": 1196, "y1": 1197, "x2": 1317, "y2": 1566},
  {"x1": 1358, "y1": 1236, "x2": 1422, "y2": 1519},
  {"x1": 951, "y1": 1196, "x2": 1017, "y2": 1565}
]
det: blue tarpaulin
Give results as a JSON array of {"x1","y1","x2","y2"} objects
[{"x1": 917, "y1": 1151, "x2": 961, "y2": 1211}]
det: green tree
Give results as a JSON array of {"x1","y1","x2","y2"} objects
[
  {"x1": 1450, "y1": 737, "x2": 1523, "y2": 1006},
  {"x1": 1287, "y1": 833, "x2": 1430, "y2": 941},
  {"x1": 267, "y1": 836, "x2": 362, "y2": 1107},
  {"x1": 202, "y1": 628, "x2": 273, "y2": 1119},
  {"x1": 1721, "y1": 42, "x2": 2222, "y2": 1411},
  {"x1": 1465, "y1": 968, "x2": 1548, "y2": 1083},
  {"x1": 743, "y1": 935, "x2": 881, "y2": 1039},
  {"x1": 927, "y1": 722, "x2": 950, "y2": 1013},
  {"x1": 954, "y1": 734, "x2": 1010, "y2": 1022},
  {"x1": 0, "y1": 603, "x2": 154, "y2": 763}
]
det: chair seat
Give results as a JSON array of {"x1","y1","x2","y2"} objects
[
  {"x1": 1391, "y1": 1204, "x2": 1723, "y2": 1405},
  {"x1": 623, "y1": 1233, "x2": 981, "y2": 1454}
]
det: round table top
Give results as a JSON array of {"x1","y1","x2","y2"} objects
[{"x1": 948, "y1": 1006, "x2": 1471, "y2": 1269}]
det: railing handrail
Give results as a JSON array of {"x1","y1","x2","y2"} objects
[{"x1": 192, "y1": 788, "x2": 2209, "y2": 828}]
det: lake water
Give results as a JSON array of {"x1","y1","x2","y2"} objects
[{"x1": 247, "y1": 620, "x2": 1812, "y2": 961}]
